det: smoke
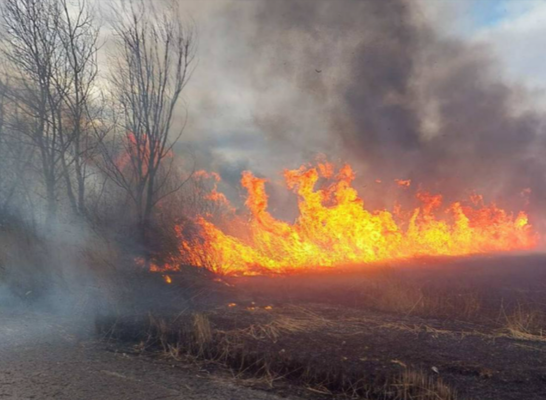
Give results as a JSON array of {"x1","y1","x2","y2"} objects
[
  {"x1": 245, "y1": 1, "x2": 545, "y2": 205},
  {"x1": 137, "y1": 0, "x2": 539, "y2": 225}
]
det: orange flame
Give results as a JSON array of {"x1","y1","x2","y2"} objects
[
  {"x1": 154, "y1": 162, "x2": 539, "y2": 276},
  {"x1": 114, "y1": 132, "x2": 175, "y2": 176},
  {"x1": 193, "y1": 170, "x2": 233, "y2": 211},
  {"x1": 395, "y1": 179, "x2": 411, "y2": 188}
]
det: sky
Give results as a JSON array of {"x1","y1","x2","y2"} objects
[{"x1": 428, "y1": 0, "x2": 546, "y2": 90}]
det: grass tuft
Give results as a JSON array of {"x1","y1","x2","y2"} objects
[
  {"x1": 503, "y1": 303, "x2": 545, "y2": 340},
  {"x1": 192, "y1": 313, "x2": 213, "y2": 354},
  {"x1": 388, "y1": 369, "x2": 458, "y2": 400}
]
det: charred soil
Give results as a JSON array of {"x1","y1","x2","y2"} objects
[{"x1": 97, "y1": 254, "x2": 546, "y2": 400}]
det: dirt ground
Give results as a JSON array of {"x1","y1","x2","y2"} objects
[
  {"x1": 0, "y1": 310, "x2": 302, "y2": 400},
  {"x1": 97, "y1": 253, "x2": 546, "y2": 400},
  {"x1": 216, "y1": 254, "x2": 546, "y2": 400},
  {"x1": 4, "y1": 253, "x2": 546, "y2": 400},
  {"x1": 206, "y1": 303, "x2": 546, "y2": 400}
]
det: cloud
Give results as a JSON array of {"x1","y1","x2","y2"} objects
[{"x1": 473, "y1": 1, "x2": 546, "y2": 91}]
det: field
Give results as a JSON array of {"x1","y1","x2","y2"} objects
[{"x1": 97, "y1": 253, "x2": 546, "y2": 400}]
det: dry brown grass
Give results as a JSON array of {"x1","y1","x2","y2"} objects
[
  {"x1": 387, "y1": 369, "x2": 458, "y2": 400},
  {"x1": 503, "y1": 304, "x2": 545, "y2": 340},
  {"x1": 239, "y1": 306, "x2": 333, "y2": 343},
  {"x1": 192, "y1": 313, "x2": 213, "y2": 354},
  {"x1": 146, "y1": 312, "x2": 215, "y2": 359},
  {"x1": 375, "y1": 279, "x2": 425, "y2": 314},
  {"x1": 98, "y1": 306, "x2": 466, "y2": 399},
  {"x1": 374, "y1": 277, "x2": 481, "y2": 319}
]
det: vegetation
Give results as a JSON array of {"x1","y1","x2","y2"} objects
[{"x1": 0, "y1": 0, "x2": 197, "y2": 293}]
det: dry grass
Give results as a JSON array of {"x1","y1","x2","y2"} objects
[
  {"x1": 102, "y1": 308, "x2": 464, "y2": 400},
  {"x1": 503, "y1": 304, "x2": 545, "y2": 340},
  {"x1": 387, "y1": 369, "x2": 458, "y2": 400},
  {"x1": 192, "y1": 313, "x2": 213, "y2": 354},
  {"x1": 239, "y1": 307, "x2": 332, "y2": 343},
  {"x1": 144, "y1": 311, "x2": 215, "y2": 360},
  {"x1": 373, "y1": 277, "x2": 481, "y2": 319},
  {"x1": 374, "y1": 279, "x2": 425, "y2": 314}
]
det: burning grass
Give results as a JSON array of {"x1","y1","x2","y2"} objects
[{"x1": 149, "y1": 161, "x2": 539, "y2": 276}]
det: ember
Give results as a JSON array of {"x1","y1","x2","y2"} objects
[{"x1": 395, "y1": 179, "x2": 411, "y2": 187}]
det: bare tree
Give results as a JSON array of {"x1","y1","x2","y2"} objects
[
  {"x1": 100, "y1": 1, "x2": 196, "y2": 251},
  {"x1": 0, "y1": 77, "x2": 36, "y2": 225},
  {"x1": 55, "y1": 0, "x2": 101, "y2": 218},
  {"x1": 1, "y1": 0, "x2": 102, "y2": 223},
  {"x1": 1, "y1": 0, "x2": 67, "y2": 223}
]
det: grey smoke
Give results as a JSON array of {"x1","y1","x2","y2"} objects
[{"x1": 126, "y1": 0, "x2": 546, "y2": 224}]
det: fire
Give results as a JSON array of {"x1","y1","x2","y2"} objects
[
  {"x1": 156, "y1": 162, "x2": 539, "y2": 276},
  {"x1": 163, "y1": 275, "x2": 172, "y2": 284},
  {"x1": 193, "y1": 170, "x2": 234, "y2": 212},
  {"x1": 113, "y1": 132, "x2": 176, "y2": 177},
  {"x1": 395, "y1": 179, "x2": 411, "y2": 187}
]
